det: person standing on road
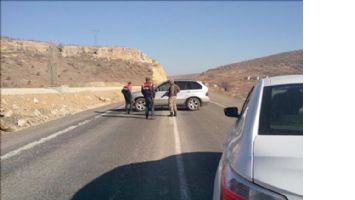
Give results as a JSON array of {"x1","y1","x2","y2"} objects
[
  {"x1": 167, "y1": 79, "x2": 180, "y2": 117},
  {"x1": 121, "y1": 81, "x2": 133, "y2": 114},
  {"x1": 141, "y1": 77, "x2": 155, "y2": 119}
]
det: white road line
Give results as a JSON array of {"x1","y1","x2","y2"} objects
[
  {"x1": 210, "y1": 100, "x2": 227, "y2": 108},
  {"x1": 1, "y1": 124, "x2": 80, "y2": 161},
  {"x1": 173, "y1": 117, "x2": 190, "y2": 200},
  {"x1": 173, "y1": 118, "x2": 182, "y2": 154},
  {"x1": 0, "y1": 107, "x2": 117, "y2": 161}
]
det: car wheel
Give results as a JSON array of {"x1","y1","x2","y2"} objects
[
  {"x1": 186, "y1": 97, "x2": 200, "y2": 111},
  {"x1": 135, "y1": 98, "x2": 145, "y2": 112}
]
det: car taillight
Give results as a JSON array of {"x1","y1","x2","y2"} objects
[
  {"x1": 221, "y1": 185, "x2": 245, "y2": 200},
  {"x1": 220, "y1": 164, "x2": 287, "y2": 200}
]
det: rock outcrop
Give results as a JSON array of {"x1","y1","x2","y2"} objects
[{"x1": 1, "y1": 37, "x2": 167, "y2": 87}]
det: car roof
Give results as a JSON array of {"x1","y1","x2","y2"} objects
[{"x1": 262, "y1": 75, "x2": 303, "y2": 87}]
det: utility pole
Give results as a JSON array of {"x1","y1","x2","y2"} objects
[
  {"x1": 91, "y1": 29, "x2": 100, "y2": 46},
  {"x1": 47, "y1": 42, "x2": 59, "y2": 87}
]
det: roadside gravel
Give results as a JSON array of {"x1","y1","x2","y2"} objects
[{"x1": 1, "y1": 90, "x2": 124, "y2": 133}]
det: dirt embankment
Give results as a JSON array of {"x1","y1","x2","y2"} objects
[{"x1": 0, "y1": 90, "x2": 124, "y2": 133}]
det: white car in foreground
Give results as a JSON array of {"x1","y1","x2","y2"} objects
[{"x1": 213, "y1": 75, "x2": 303, "y2": 200}]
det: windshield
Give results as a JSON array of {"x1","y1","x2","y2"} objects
[{"x1": 259, "y1": 84, "x2": 303, "y2": 135}]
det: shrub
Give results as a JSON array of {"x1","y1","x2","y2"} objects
[
  {"x1": 57, "y1": 44, "x2": 64, "y2": 53},
  {"x1": 221, "y1": 81, "x2": 231, "y2": 92}
]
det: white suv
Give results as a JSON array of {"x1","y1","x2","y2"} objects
[
  {"x1": 132, "y1": 80, "x2": 210, "y2": 111},
  {"x1": 213, "y1": 75, "x2": 303, "y2": 200}
]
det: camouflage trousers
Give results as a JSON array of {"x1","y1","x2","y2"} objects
[{"x1": 168, "y1": 96, "x2": 177, "y2": 114}]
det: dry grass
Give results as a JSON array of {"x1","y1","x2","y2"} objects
[{"x1": 175, "y1": 50, "x2": 303, "y2": 99}]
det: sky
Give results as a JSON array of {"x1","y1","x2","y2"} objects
[{"x1": 1, "y1": 1, "x2": 302, "y2": 75}]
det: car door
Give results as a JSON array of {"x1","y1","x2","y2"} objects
[{"x1": 154, "y1": 81, "x2": 170, "y2": 105}]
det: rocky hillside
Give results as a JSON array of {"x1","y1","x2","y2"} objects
[
  {"x1": 179, "y1": 50, "x2": 303, "y2": 98},
  {"x1": 0, "y1": 37, "x2": 167, "y2": 88}
]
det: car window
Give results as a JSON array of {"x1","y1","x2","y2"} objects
[
  {"x1": 259, "y1": 84, "x2": 303, "y2": 135},
  {"x1": 187, "y1": 81, "x2": 202, "y2": 90},
  {"x1": 175, "y1": 81, "x2": 188, "y2": 90},
  {"x1": 157, "y1": 82, "x2": 170, "y2": 91}
]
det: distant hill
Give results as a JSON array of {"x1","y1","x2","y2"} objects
[
  {"x1": 0, "y1": 37, "x2": 167, "y2": 88},
  {"x1": 176, "y1": 50, "x2": 302, "y2": 98},
  {"x1": 168, "y1": 73, "x2": 200, "y2": 80}
]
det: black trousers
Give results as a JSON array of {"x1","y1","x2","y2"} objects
[
  {"x1": 125, "y1": 99, "x2": 132, "y2": 113},
  {"x1": 145, "y1": 98, "x2": 154, "y2": 117}
]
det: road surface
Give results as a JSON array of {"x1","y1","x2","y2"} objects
[{"x1": 1, "y1": 93, "x2": 242, "y2": 200}]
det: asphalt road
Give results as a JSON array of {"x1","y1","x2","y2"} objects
[{"x1": 1, "y1": 93, "x2": 242, "y2": 200}]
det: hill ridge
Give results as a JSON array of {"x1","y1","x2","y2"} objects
[
  {"x1": 1, "y1": 37, "x2": 167, "y2": 88},
  {"x1": 174, "y1": 50, "x2": 303, "y2": 98}
]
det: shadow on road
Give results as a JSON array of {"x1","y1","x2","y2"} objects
[
  {"x1": 96, "y1": 107, "x2": 192, "y2": 119},
  {"x1": 71, "y1": 152, "x2": 221, "y2": 200},
  {"x1": 94, "y1": 108, "x2": 122, "y2": 114},
  {"x1": 95, "y1": 106, "x2": 192, "y2": 114},
  {"x1": 102, "y1": 112, "x2": 168, "y2": 119},
  {"x1": 102, "y1": 114, "x2": 163, "y2": 119}
]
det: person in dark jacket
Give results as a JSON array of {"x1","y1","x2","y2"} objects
[
  {"x1": 167, "y1": 79, "x2": 180, "y2": 117},
  {"x1": 121, "y1": 81, "x2": 132, "y2": 114},
  {"x1": 141, "y1": 77, "x2": 155, "y2": 119}
]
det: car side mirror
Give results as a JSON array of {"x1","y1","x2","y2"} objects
[{"x1": 224, "y1": 107, "x2": 240, "y2": 118}]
